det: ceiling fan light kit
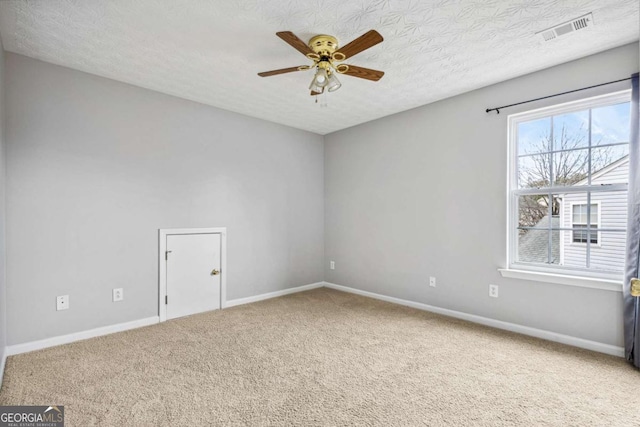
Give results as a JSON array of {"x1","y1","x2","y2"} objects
[
  {"x1": 258, "y1": 30, "x2": 385, "y2": 99},
  {"x1": 309, "y1": 78, "x2": 324, "y2": 94},
  {"x1": 313, "y1": 66, "x2": 329, "y2": 87},
  {"x1": 327, "y1": 73, "x2": 341, "y2": 92}
]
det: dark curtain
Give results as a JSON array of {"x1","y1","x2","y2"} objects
[{"x1": 624, "y1": 72, "x2": 640, "y2": 367}]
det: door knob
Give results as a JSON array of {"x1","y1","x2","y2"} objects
[{"x1": 211, "y1": 269, "x2": 220, "y2": 276}]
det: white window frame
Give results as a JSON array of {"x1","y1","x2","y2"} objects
[
  {"x1": 569, "y1": 201, "x2": 601, "y2": 247},
  {"x1": 501, "y1": 90, "x2": 630, "y2": 289}
]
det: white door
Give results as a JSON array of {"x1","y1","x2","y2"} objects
[{"x1": 166, "y1": 233, "x2": 221, "y2": 320}]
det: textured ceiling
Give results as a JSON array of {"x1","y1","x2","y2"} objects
[{"x1": 0, "y1": 0, "x2": 638, "y2": 135}]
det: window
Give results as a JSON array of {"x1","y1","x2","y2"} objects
[
  {"x1": 571, "y1": 203, "x2": 598, "y2": 244},
  {"x1": 508, "y1": 91, "x2": 630, "y2": 279}
]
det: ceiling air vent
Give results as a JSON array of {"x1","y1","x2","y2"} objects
[{"x1": 538, "y1": 13, "x2": 594, "y2": 42}]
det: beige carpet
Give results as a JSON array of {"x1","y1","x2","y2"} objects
[{"x1": 1, "y1": 288, "x2": 639, "y2": 426}]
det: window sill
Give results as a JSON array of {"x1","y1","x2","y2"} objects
[{"x1": 498, "y1": 268, "x2": 622, "y2": 292}]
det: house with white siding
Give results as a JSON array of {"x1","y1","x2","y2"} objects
[{"x1": 559, "y1": 156, "x2": 628, "y2": 274}]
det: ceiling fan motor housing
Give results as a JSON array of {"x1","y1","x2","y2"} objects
[
  {"x1": 308, "y1": 35, "x2": 346, "y2": 62},
  {"x1": 309, "y1": 35, "x2": 338, "y2": 55}
]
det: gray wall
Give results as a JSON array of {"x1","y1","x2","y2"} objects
[
  {"x1": 4, "y1": 42, "x2": 638, "y2": 348},
  {"x1": 325, "y1": 43, "x2": 639, "y2": 347},
  {"x1": 5, "y1": 53, "x2": 324, "y2": 345},
  {"x1": 0, "y1": 46, "x2": 6, "y2": 359}
]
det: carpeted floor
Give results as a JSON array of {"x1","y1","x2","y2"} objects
[{"x1": 1, "y1": 287, "x2": 639, "y2": 426}]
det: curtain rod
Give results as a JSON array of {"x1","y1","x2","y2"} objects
[{"x1": 485, "y1": 77, "x2": 633, "y2": 114}]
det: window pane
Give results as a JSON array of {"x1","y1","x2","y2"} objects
[
  {"x1": 518, "y1": 195, "x2": 550, "y2": 228},
  {"x1": 518, "y1": 154, "x2": 550, "y2": 189},
  {"x1": 562, "y1": 227, "x2": 588, "y2": 269},
  {"x1": 563, "y1": 196, "x2": 590, "y2": 268},
  {"x1": 571, "y1": 203, "x2": 597, "y2": 225},
  {"x1": 550, "y1": 229, "x2": 561, "y2": 265},
  {"x1": 590, "y1": 145, "x2": 629, "y2": 184},
  {"x1": 517, "y1": 229, "x2": 551, "y2": 264},
  {"x1": 553, "y1": 110, "x2": 589, "y2": 151},
  {"x1": 572, "y1": 205, "x2": 583, "y2": 223},
  {"x1": 552, "y1": 148, "x2": 589, "y2": 186},
  {"x1": 550, "y1": 194, "x2": 561, "y2": 265},
  {"x1": 596, "y1": 189, "x2": 627, "y2": 230},
  {"x1": 516, "y1": 194, "x2": 561, "y2": 265},
  {"x1": 589, "y1": 231, "x2": 626, "y2": 273},
  {"x1": 572, "y1": 225, "x2": 587, "y2": 243},
  {"x1": 586, "y1": 190, "x2": 626, "y2": 271},
  {"x1": 518, "y1": 117, "x2": 551, "y2": 155},
  {"x1": 572, "y1": 225, "x2": 597, "y2": 244},
  {"x1": 592, "y1": 102, "x2": 631, "y2": 146}
]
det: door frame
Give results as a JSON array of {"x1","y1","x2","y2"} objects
[{"x1": 158, "y1": 227, "x2": 227, "y2": 322}]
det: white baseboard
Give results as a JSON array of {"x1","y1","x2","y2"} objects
[
  {"x1": 6, "y1": 316, "x2": 160, "y2": 356},
  {"x1": 225, "y1": 282, "x2": 324, "y2": 308},
  {"x1": 5, "y1": 281, "x2": 620, "y2": 362},
  {"x1": 323, "y1": 282, "x2": 625, "y2": 358},
  {"x1": 4, "y1": 282, "x2": 325, "y2": 357}
]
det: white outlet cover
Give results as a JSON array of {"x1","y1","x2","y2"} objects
[
  {"x1": 429, "y1": 277, "x2": 436, "y2": 287},
  {"x1": 489, "y1": 285, "x2": 499, "y2": 298},
  {"x1": 113, "y1": 288, "x2": 124, "y2": 302},
  {"x1": 330, "y1": 261, "x2": 335, "y2": 270},
  {"x1": 56, "y1": 295, "x2": 69, "y2": 311}
]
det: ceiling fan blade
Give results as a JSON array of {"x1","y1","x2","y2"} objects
[
  {"x1": 310, "y1": 91, "x2": 322, "y2": 96},
  {"x1": 334, "y1": 30, "x2": 383, "y2": 60},
  {"x1": 341, "y1": 65, "x2": 384, "y2": 81},
  {"x1": 258, "y1": 66, "x2": 306, "y2": 77},
  {"x1": 276, "y1": 31, "x2": 315, "y2": 57}
]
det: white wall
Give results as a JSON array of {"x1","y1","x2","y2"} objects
[
  {"x1": 324, "y1": 43, "x2": 639, "y2": 347},
  {"x1": 5, "y1": 53, "x2": 324, "y2": 345}
]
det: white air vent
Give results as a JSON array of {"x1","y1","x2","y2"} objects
[{"x1": 538, "y1": 13, "x2": 594, "y2": 42}]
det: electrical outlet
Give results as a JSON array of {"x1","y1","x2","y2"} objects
[
  {"x1": 113, "y1": 288, "x2": 124, "y2": 302},
  {"x1": 56, "y1": 295, "x2": 69, "y2": 311},
  {"x1": 429, "y1": 276, "x2": 436, "y2": 287},
  {"x1": 489, "y1": 284, "x2": 499, "y2": 298},
  {"x1": 330, "y1": 261, "x2": 335, "y2": 270}
]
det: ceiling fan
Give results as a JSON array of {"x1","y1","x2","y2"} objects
[{"x1": 258, "y1": 30, "x2": 384, "y2": 96}]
